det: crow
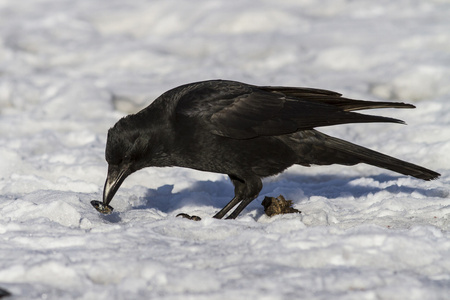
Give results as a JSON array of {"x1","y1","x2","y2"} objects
[{"x1": 101, "y1": 80, "x2": 439, "y2": 219}]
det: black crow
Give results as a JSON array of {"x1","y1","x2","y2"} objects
[{"x1": 101, "y1": 80, "x2": 439, "y2": 219}]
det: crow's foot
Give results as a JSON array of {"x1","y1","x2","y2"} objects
[{"x1": 176, "y1": 213, "x2": 201, "y2": 221}]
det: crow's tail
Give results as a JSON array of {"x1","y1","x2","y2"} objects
[
  {"x1": 325, "y1": 135, "x2": 439, "y2": 180},
  {"x1": 291, "y1": 130, "x2": 440, "y2": 181}
]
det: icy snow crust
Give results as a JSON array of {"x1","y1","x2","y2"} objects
[{"x1": 1, "y1": 0, "x2": 450, "y2": 299}]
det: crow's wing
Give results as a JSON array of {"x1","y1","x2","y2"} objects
[
  {"x1": 175, "y1": 80, "x2": 411, "y2": 139},
  {"x1": 259, "y1": 86, "x2": 415, "y2": 111}
]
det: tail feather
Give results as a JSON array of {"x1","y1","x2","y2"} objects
[
  {"x1": 322, "y1": 133, "x2": 440, "y2": 181},
  {"x1": 289, "y1": 130, "x2": 440, "y2": 181}
]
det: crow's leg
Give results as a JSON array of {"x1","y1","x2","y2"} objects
[
  {"x1": 213, "y1": 175, "x2": 246, "y2": 219},
  {"x1": 213, "y1": 196, "x2": 242, "y2": 219},
  {"x1": 225, "y1": 197, "x2": 256, "y2": 219},
  {"x1": 216, "y1": 175, "x2": 262, "y2": 220}
]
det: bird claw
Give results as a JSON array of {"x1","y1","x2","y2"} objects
[{"x1": 176, "y1": 213, "x2": 201, "y2": 221}]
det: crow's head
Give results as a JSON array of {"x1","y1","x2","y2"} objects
[
  {"x1": 102, "y1": 115, "x2": 152, "y2": 206},
  {"x1": 102, "y1": 112, "x2": 173, "y2": 206}
]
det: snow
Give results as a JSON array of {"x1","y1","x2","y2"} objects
[{"x1": 0, "y1": 0, "x2": 449, "y2": 299}]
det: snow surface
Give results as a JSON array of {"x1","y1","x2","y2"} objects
[{"x1": 1, "y1": 0, "x2": 450, "y2": 299}]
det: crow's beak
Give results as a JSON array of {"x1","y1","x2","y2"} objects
[{"x1": 102, "y1": 164, "x2": 130, "y2": 206}]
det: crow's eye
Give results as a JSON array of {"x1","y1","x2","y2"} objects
[{"x1": 105, "y1": 150, "x2": 123, "y2": 165}]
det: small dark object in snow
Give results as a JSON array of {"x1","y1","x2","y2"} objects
[
  {"x1": 176, "y1": 213, "x2": 201, "y2": 221},
  {"x1": 91, "y1": 200, "x2": 114, "y2": 214},
  {"x1": 0, "y1": 287, "x2": 11, "y2": 298},
  {"x1": 262, "y1": 195, "x2": 301, "y2": 217}
]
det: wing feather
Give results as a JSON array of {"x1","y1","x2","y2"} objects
[{"x1": 175, "y1": 80, "x2": 411, "y2": 139}]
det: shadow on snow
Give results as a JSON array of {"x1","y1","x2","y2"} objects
[{"x1": 130, "y1": 172, "x2": 439, "y2": 215}]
